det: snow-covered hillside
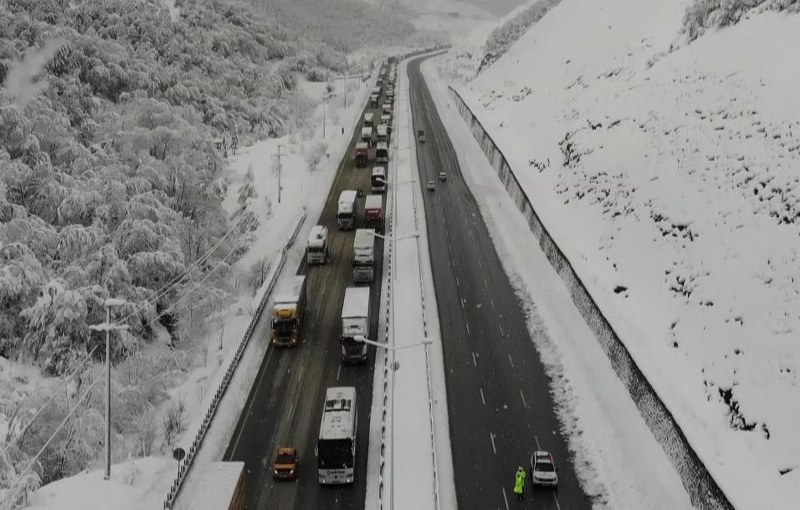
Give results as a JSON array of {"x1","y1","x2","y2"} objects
[{"x1": 452, "y1": 0, "x2": 800, "y2": 506}]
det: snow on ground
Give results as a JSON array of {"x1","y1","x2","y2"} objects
[
  {"x1": 26, "y1": 457, "x2": 173, "y2": 510},
  {"x1": 421, "y1": 56, "x2": 692, "y2": 509},
  {"x1": 25, "y1": 74, "x2": 373, "y2": 510},
  {"x1": 449, "y1": 0, "x2": 800, "y2": 506}
]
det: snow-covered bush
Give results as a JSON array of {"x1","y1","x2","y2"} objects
[
  {"x1": 306, "y1": 141, "x2": 328, "y2": 172},
  {"x1": 681, "y1": 0, "x2": 800, "y2": 42}
]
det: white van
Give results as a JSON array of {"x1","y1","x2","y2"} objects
[{"x1": 364, "y1": 112, "x2": 374, "y2": 127}]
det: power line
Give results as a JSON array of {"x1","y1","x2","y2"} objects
[
  {"x1": 1, "y1": 346, "x2": 98, "y2": 458},
  {"x1": 1, "y1": 368, "x2": 105, "y2": 510},
  {"x1": 114, "y1": 210, "x2": 249, "y2": 327}
]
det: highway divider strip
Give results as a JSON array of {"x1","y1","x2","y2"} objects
[
  {"x1": 375, "y1": 45, "x2": 450, "y2": 510},
  {"x1": 447, "y1": 86, "x2": 732, "y2": 510},
  {"x1": 163, "y1": 212, "x2": 307, "y2": 509}
]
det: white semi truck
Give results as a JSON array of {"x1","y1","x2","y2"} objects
[
  {"x1": 337, "y1": 190, "x2": 357, "y2": 230},
  {"x1": 352, "y1": 229, "x2": 375, "y2": 284},
  {"x1": 340, "y1": 287, "x2": 371, "y2": 363},
  {"x1": 361, "y1": 126, "x2": 372, "y2": 146},
  {"x1": 307, "y1": 225, "x2": 329, "y2": 265}
]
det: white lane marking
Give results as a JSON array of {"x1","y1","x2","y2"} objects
[
  {"x1": 460, "y1": 297, "x2": 465, "y2": 309},
  {"x1": 490, "y1": 432, "x2": 497, "y2": 454},
  {"x1": 478, "y1": 257, "x2": 482, "y2": 269},
  {"x1": 499, "y1": 323, "x2": 505, "y2": 336},
  {"x1": 534, "y1": 435, "x2": 541, "y2": 450},
  {"x1": 472, "y1": 352, "x2": 477, "y2": 367},
  {"x1": 508, "y1": 354, "x2": 515, "y2": 368},
  {"x1": 490, "y1": 298, "x2": 495, "y2": 310},
  {"x1": 456, "y1": 276, "x2": 459, "y2": 287},
  {"x1": 553, "y1": 493, "x2": 562, "y2": 510},
  {"x1": 337, "y1": 363, "x2": 342, "y2": 381},
  {"x1": 483, "y1": 275, "x2": 489, "y2": 287},
  {"x1": 480, "y1": 388, "x2": 486, "y2": 406},
  {"x1": 519, "y1": 390, "x2": 528, "y2": 409},
  {"x1": 466, "y1": 322, "x2": 470, "y2": 335},
  {"x1": 502, "y1": 488, "x2": 510, "y2": 510}
]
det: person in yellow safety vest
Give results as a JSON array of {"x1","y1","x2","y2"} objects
[{"x1": 514, "y1": 465, "x2": 526, "y2": 501}]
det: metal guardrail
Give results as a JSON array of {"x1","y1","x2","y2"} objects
[
  {"x1": 447, "y1": 85, "x2": 733, "y2": 510},
  {"x1": 163, "y1": 211, "x2": 306, "y2": 509}
]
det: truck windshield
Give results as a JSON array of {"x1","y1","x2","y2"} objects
[
  {"x1": 317, "y1": 439, "x2": 353, "y2": 469},
  {"x1": 273, "y1": 318, "x2": 296, "y2": 332},
  {"x1": 308, "y1": 245, "x2": 325, "y2": 253}
]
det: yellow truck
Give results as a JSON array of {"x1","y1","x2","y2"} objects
[{"x1": 271, "y1": 275, "x2": 307, "y2": 347}]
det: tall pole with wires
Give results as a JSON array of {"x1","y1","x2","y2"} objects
[{"x1": 89, "y1": 298, "x2": 128, "y2": 480}]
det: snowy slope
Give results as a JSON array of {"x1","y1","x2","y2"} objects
[{"x1": 454, "y1": 0, "x2": 800, "y2": 506}]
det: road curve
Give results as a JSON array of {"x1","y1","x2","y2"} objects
[{"x1": 407, "y1": 55, "x2": 593, "y2": 510}]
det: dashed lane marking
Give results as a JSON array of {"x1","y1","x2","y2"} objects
[
  {"x1": 336, "y1": 363, "x2": 341, "y2": 381},
  {"x1": 466, "y1": 322, "x2": 470, "y2": 335},
  {"x1": 499, "y1": 323, "x2": 505, "y2": 337},
  {"x1": 508, "y1": 354, "x2": 515, "y2": 368},
  {"x1": 519, "y1": 390, "x2": 528, "y2": 409},
  {"x1": 480, "y1": 388, "x2": 486, "y2": 406},
  {"x1": 490, "y1": 432, "x2": 497, "y2": 454},
  {"x1": 472, "y1": 352, "x2": 477, "y2": 367},
  {"x1": 502, "y1": 488, "x2": 510, "y2": 510}
]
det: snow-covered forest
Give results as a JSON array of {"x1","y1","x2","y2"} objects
[{"x1": 0, "y1": 0, "x2": 419, "y2": 500}]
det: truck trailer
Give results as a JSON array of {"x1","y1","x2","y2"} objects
[
  {"x1": 340, "y1": 286, "x2": 371, "y2": 363},
  {"x1": 307, "y1": 225, "x2": 329, "y2": 265},
  {"x1": 337, "y1": 190, "x2": 358, "y2": 230},
  {"x1": 271, "y1": 275, "x2": 307, "y2": 347},
  {"x1": 183, "y1": 461, "x2": 246, "y2": 510},
  {"x1": 376, "y1": 124, "x2": 388, "y2": 145},
  {"x1": 352, "y1": 229, "x2": 376, "y2": 284},
  {"x1": 365, "y1": 195, "x2": 384, "y2": 234}
]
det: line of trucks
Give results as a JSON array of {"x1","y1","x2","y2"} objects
[{"x1": 269, "y1": 60, "x2": 393, "y2": 364}]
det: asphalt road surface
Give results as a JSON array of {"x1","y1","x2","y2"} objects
[
  {"x1": 407, "y1": 55, "x2": 593, "y2": 509},
  {"x1": 224, "y1": 74, "x2": 389, "y2": 510}
]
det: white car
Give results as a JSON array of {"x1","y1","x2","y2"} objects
[
  {"x1": 530, "y1": 451, "x2": 558, "y2": 488},
  {"x1": 438, "y1": 172, "x2": 447, "y2": 181},
  {"x1": 426, "y1": 180, "x2": 436, "y2": 191}
]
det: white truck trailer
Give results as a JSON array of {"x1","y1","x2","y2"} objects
[
  {"x1": 307, "y1": 225, "x2": 329, "y2": 265},
  {"x1": 340, "y1": 287, "x2": 371, "y2": 363},
  {"x1": 352, "y1": 229, "x2": 375, "y2": 284},
  {"x1": 337, "y1": 190, "x2": 357, "y2": 230}
]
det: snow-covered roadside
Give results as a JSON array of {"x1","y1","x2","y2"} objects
[
  {"x1": 450, "y1": 0, "x2": 800, "y2": 505},
  {"x1": 25, "y1": 76, "x2": 374, "y2": 509},
  {"x1": 420, "y1": 57, "x2": 693, "y2": 508}
]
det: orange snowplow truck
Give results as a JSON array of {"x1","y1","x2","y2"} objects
[{"x1": 271, "y1": 275, "x2": 307, "y2": 347}]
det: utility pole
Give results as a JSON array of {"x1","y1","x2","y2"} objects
[
  {"x1": 273, "y1": 144, "x2": 287, "y2": 204},
  {"x1": 333, "y1": 75, "x2": 349, "y2": 108},
  {"x1": 88, "y1": 298, "x2": 128, "y2": 480}
]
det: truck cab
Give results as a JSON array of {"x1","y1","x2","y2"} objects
[
  {"x1": 352, "y1": 229, "x2": 376, "y2": 284},
  {"x1": 365, "y1": 194, "x2": 384, "y2": 234},
  {"x1": 307, "y1": 225, "x2": 329, "y2": 265},
  {"x1": 354, "y1": 142, "x2": 369, "y2": 168},
  {"x1": 361, "y1": 126, "x2": 373, "y2": 146},
  {"x1": 340, "y1": 287, "x2": 371, "y2": 363},
  {"x1": 337, "y1": 190, "x2": 358, "y2": 230},
  {"x1": 364, "y1": 112, "x2": 374, "y2": 127},
  {"x1": 271, "y1": 275, "x2": 307, "y2": 347}
]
